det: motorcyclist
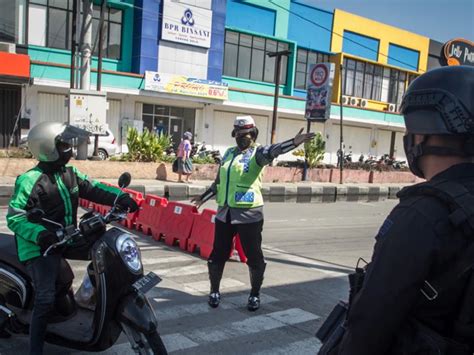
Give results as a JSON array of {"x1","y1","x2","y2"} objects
[
  {"x1": 192, "y1": 115, "x2": 314, "y2": 311},
  {"x1": 6, "y1": 122, "x2": 138, "y2": 355},
  {"x1": 337, "y1": 66, "x2": 474, "y2": 354}
]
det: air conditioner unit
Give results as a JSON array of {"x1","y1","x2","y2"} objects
[
  {"x1": 341, "y1": 95, "x2": 350, "y2": 105},
  {"x1": 349, "y1": 97, "x2": 359, "y2": 106},
  {"x1": 0, "y1": 42, "x2": 15, "y2": 53},
  {"x1": 360, "y1": 99, "x2": 369, "y2": 108},
  {"x1": 387, "y1": 103, "x2": 397, "y2": 112}
]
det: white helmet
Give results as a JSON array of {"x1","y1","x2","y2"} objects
[{"x1": 232, "y1": 115, "x2": 258, "y2": 138}]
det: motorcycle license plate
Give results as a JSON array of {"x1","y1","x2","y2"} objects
[{"x1": 132, "y1": 272, "x2": 161, "y2": 294}]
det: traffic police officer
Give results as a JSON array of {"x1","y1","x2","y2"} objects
[
  {"x1": 192, "y1": 116, "x2": 314, "y2": 311},
  {"x1": 338, "y1": 66, "x2": 474, "y2": 354}
]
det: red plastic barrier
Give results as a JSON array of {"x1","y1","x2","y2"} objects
[
  {"x1": 120, "y1": 188, "x2": 145, "y2": 229},
  {"x1": 154, "y1": 201, "x2": 198, "y2": 250},
  {"x1": 187, "y1": 209, "x2": 216, "y2": 259},
  {"x1": 233, "y1": 234, "x2": 247, "y2": 263},
  {"x1": 136, "y1": 194, "x2": 168, "y2": 235}
]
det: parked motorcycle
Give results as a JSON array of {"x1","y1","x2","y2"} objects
[
  {"x1": 0, "y1": 173, "x2": 167, "y2": 354},
  {"x1": 191, "y1": 141, "x2": 222, "y2": 164}
]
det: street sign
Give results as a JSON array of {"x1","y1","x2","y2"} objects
[
  {"x1": 69, "y1": 89, "x2": 108, "y2": 135},
  {"x1": 305, "y1": 63, "x2": 335, "y2": 122}
]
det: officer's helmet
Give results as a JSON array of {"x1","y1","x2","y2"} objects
[
  {"x1": 28, "y1": 122, "x2": 89, "y2": 162},
  {"x1": 232, "y1": 115, "x2": 259, "y2": 139},
  {"x1": 400, "y1": 66, "x2": 474, "y2": 177}
]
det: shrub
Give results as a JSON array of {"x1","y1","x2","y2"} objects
[
  {"x1": 292, "y1": 132, "x2": 326, "y2": 168},
  {"x1": 123, "y1": 128, "x2": 172, "y2": 162},
  {"x1": 192, "y1": 155, "x2": 216, "y2": 164}
]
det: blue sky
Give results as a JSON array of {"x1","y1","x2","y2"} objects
[{"x1": 298, "y1": 0, "x2": 473, "y2": 42}]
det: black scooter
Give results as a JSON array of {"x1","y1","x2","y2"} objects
[{"x1": 0, "y1": 173, "x2": 167, "y2": 354}]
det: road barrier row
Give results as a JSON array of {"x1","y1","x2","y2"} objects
[{"x1": 78, "y1": 186, "x2": 247, "y2": 263}]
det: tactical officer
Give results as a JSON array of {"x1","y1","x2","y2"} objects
[
  {"x1": 192, "y1": 116, "x2": 314, "y2": 311},
  {"x1": 7, "y1": 122, "x2": 138, "y2": 355},
  {"x1": 338, "y1": 66, "x2": 474, "y2": 354}
]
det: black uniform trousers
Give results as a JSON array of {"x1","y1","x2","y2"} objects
[{"x1": 209, "y1": 218, "x2": 265, "y2": 268}]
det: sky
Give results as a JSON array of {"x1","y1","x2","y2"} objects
[{"x1": 299, "y1": 0, "x2": 473, "y2": 42}]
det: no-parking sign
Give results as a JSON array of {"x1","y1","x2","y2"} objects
[{"x1": 305, "y1": 63, "x2": 335, "y2": 121}]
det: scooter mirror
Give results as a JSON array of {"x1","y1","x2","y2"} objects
[
  {"x1": 27, "y1": 208, "x2": 45, "y2": 223},
  {"x1": 118, "y1": 172, "x2": 131, "y2": 189}
]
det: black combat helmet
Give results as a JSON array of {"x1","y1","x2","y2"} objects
[{"x1": 400, "y1": 66, "x2": 474, "y2": 177}]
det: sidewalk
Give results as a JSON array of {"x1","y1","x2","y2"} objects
[{"x1": 0, "y1": 176, "x2": 410, "y2": 199}]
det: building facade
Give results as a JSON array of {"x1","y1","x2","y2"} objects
[{"x1": 0, "y1": 0, "x2": 466, "y2": 162}]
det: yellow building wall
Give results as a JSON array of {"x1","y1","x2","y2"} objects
[{"x1": 331, "y1": 9, "x2": 430, "y2": 72}]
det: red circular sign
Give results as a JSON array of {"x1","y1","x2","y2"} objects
[{"x1": 310, "y1": 64, "x2": 329, "y2": 87}]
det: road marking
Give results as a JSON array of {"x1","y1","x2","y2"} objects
[
  {"x1": 155, "y1": 263, "x2": 208, "y2": 278},
  {"x1": 254, "y1": 337, "x2": 322, "y2": 354},
  {"x1": 142, "y1": 255, "x2": 192, "y2": 266},
  {"x1": 154, "y1": 293, "x2": 279, "y2": 321},
  {"x1": 162, "y1": 308, "x2": 319, "y2": 351},
  {"x1": 161, "y1": 333, "x2": 199, "y2": 353},
  {"x1": 183, "y1": 278, "x2": 246, "y2": 294}
]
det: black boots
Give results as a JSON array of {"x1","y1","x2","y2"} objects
[
  {"x1": 247, "y1": 263, "x2": 266, "y2": 311},
  {"x1": 208, "y1": 261, "x2": 225, "y2": 308}
]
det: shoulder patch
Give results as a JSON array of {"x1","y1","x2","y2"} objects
[{"x1": 376, "y1": 218, "x2": 394, "y2": 238}]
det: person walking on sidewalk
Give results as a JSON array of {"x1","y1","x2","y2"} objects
[
  {"x1": 176, "y1": 131, "x2": 193, "y2": 183},
  {"x1": 192, "y1": 115, "x2": 314, "y2": 311}
]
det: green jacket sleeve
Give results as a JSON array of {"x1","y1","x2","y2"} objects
[
  {"x1": 7, "y1": 170, "x2": 47, "y2": 243},
  {"x1": 71, "y1": 166, "x2": 122, "y2": 206}
]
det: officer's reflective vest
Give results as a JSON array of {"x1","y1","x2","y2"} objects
[{"x1": 216, "y1": 145, "x2": 264, "y2": 208}]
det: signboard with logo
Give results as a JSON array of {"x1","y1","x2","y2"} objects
[
  {"x1": 305, "y1": 63, "x2": 335, "y2": 121},
  {"x1": 442, "y1": 38, "x2": 474, "y2": 66},
  {"x1": 69, "y1": 89, "x2": 108, "y2": 135},
  {"x1": 161, "y1": 0, "x2": 212, "y2": 49},
  {"x1": 144, "y1": 71, "x2": 228, "y2": 100}
]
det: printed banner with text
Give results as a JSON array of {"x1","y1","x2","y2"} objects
[
  {"x1": 144, "y1": 71, "x2": 228, "y2": 101},
  {"x1": 305, "y1": 63, "x2": 335, "y2": 122}
]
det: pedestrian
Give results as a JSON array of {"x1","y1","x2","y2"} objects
[
  {"x1": 191, "y1": 115, "x2": 314, "y2": 311},
  {"x1": 333, "y1": 66, "x2": 474, "y2": 354},
  {"x1": 176, "y1": 131, "x2": 193, "y2": 183}
]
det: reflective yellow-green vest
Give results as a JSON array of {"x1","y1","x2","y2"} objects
[{"x1": 216, "y1": 145, "x2": 264, "y2": 208}]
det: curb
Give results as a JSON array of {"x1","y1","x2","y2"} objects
[{"x1": 0, "y1": 183, "x2": 407, "y2": 200}]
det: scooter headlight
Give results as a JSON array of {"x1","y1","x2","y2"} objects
[{"x1": 116, "y1": 234, "x2": 142, "y2": 274}]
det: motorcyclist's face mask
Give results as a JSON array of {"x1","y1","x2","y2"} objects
[{"x1": 55, "y1": 140, "x2": 73, "y2": 166}]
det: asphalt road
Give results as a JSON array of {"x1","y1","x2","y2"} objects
[{"x1": 0, "y1": 199, "x2": 397, "y2": 354}]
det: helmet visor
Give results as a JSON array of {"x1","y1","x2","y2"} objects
[{"x1": 57, "y1": 125, "x2": 91, "y2": 144}]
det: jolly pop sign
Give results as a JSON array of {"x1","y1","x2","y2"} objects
[{"x1": 305, "y1": 63, "x2": 335, "y2": 121}]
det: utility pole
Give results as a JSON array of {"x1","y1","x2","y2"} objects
[
  {"x1": 76, "y1": 0, "x2": 93, "y2": 160},
  {"x1": 268, "y1": 50, "x2": 291, "y2": 144},
  {"x1": 90, "y1": 0, "x2": 106, "y2": 160},
  {"x1": 339, "y1": 64, "x2": 344, "y2": 185},
  {"x1": 70, "y1": 0, "x2": 78, "y2": 90}
]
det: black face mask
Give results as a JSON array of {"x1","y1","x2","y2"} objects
[
  {"x1": 54, "y1": 144, "x2": 73, "y2": 167},
  {"x1": 236, "y1": 136, "x2": 252, "y2": 151}
]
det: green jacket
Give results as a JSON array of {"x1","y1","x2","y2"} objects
[
  {"x1": 7, "y1": 163, "x2": 120, "y2": 262},
  {"x1": 216, "y1": 145, "x2": 265, "y2": 208}
]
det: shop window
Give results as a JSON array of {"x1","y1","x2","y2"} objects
[
  {"x1": 343, "y1": 57, "x2": 411, "y2": 105},
  {"x1": 294, "y1": 47, "x2": 330, "y2": 90},
  {"x1": 223, "y1": 30, "x2": 288, "y2": 85},
  {"x1": 0, "y1": 0, "x2": 27, "y2": 44},
  {"x1": 27, "y1": 0, "x2": 122, "y2": 59}
]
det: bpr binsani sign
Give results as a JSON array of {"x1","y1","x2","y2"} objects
[
  {"x1": 161, "y1": 0, "x2": 212, "y2": 49},
  {"x1": 442, "y1": 38, "x2": 474, "y2": 66}
]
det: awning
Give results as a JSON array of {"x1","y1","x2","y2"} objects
[{"x1": 0, "y1": 52, "x2": 30, "y2": 84}]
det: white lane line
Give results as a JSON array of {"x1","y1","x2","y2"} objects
[
  {"x1": 161, "y1": 333, "x2": 199, "y2": 353},
  {"x1": 142, "y1": 255, "x2": 192, "y2": 266},
  {"x1": 154, "y1": 263, "x2": 208, "y2": 278},
  {"x1": 254, "y1": 337, "x2": 322, "y2": 355},
  {"x1": 162, "y1": 308, "x2": 319, "y2": 351},
  {"x1": 262, "y1": 244, "x2": 348, "y2": 277},
  {"x1": 183, "y1": 278, "x2": 246, "y2": 295},
  {"x1": 154, "y1": 293, "x2": 279, "y2": 321}
]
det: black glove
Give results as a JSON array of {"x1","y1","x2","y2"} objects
[
  {"x1": 37, "y1": 231, "x2": 59, "y2": 252},
  {"x1": 116, "y1": 194, "x2": 139, "y2": 213}
]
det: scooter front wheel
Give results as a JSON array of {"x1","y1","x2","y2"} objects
[{"x1": 141, "y1": 331, "x2": 168, "y2": 355}]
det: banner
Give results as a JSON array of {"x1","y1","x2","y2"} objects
[
  {"x1": 305, "y1": 63, "x2": 335, "y2": 121},
  {"x1": 144, "y1": 71, "x2": 228, "y2": 100}
]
